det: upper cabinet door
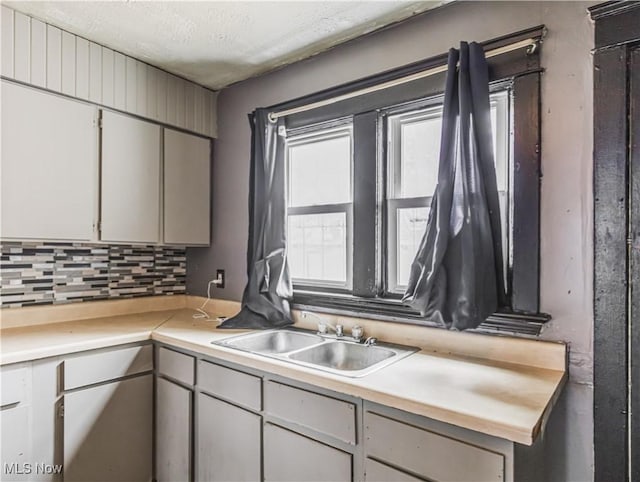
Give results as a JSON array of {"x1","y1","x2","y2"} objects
[
  {"x1": 164, "y1": 128, "x2": 211, "y2": 245},
  {"x1": 101, "y1": 110, "x2": 161, "y2": 244},
  {"x1": 1, "y1": 81, "x2": 98, "y2": 241}
]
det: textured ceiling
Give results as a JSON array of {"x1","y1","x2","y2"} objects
[{"x1": 6, "y1": 1, "x2": 449, "y2": 90}]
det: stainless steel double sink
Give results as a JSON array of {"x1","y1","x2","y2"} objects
[{"x1": 213, "y1": 328, "x2": 418, "y2": 378}]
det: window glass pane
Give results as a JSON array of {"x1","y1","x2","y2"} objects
[
  {"x1": 396, "y1": 207, "x2": 429, "y2": 288},
  {"x1": 388, "y1": 90, "x2": 511, "y2": 292},
  {"x1": 490, "y1": 92, "x2": 509, "y2": 192},
  {"x1": 288, "y1": 213, "x2": 347, "y2": 284},
  {"x1": 288, "y1": 132, "x2": 351, "y2": 207},
  {"x1": 399, "y1": 114, "x2": 442, "y2": 198}
]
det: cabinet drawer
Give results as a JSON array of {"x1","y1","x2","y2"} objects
[
  {"x1": 158, "y1": 347, "x2": 195, "y2": 386},
  {"x1": 365, "y1": 458, "x2": 426, "y2": 482},
  {"x1": 365, "y1": 412, "x2": 504, "y2": 482},
  {"x1": 1, "y1": 366, "x2": 29, "y2": 407},
  {"x1": 264, "y1": 380, "x2": 356, "y2": 445},
  {"x1": 64, "y1": 344, "x2": 153, "y2": 390},
  {"x1": 198, "y1": 360, "x2": 261, "y2": 411}
]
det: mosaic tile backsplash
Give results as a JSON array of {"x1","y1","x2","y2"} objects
[{"x1": 0, "y1": 242, "x2": 186, "y2": 308}]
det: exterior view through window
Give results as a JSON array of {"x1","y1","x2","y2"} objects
[
  {"x1": 387, "y1": 90, "x2": 510, "y2": 292},
  {"x1": 286, "y1": 124, "x2": 353, "y2": 288},
  {"x1": 285, "y1": 89, "x2": 510, "y2": 302}
]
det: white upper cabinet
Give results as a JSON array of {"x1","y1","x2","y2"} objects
[
  {"x1": 164, "y1": 129, "x2": 211, "y2": 245},
  {"x1": 100, "y1": 110, "x2": 161, "y2": 244},
  {"x1": 1, "y1": 81, "x2": 98, "y2": 241}
]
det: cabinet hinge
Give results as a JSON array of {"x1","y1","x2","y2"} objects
[{"x1": 58, "y1": 404, "x2": 64, "y2": 418}]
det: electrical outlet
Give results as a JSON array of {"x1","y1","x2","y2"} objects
[{"x1": 216, "y1": 269, "x2": 225, "y2": 289}]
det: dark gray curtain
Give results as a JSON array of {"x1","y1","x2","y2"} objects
[
  {"x1": 218, "y1": 108, "x2": 294, "y2": 329},
  {"x1": 402, "y1": 42, "x2": 506, "y2": 331}
]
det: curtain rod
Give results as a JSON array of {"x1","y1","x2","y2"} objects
[{"x1": 268, "y1": 38, "x2": 538, "y2": 122}]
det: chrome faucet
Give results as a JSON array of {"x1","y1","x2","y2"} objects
[{"x1": 302, "y1": 311, "x2": 364, "y2": 341}]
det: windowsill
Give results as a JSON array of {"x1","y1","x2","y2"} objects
[{"x1": 292, "y1": 291, "x2": 550, "y2": 337}]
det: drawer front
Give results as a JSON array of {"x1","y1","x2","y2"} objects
[
  {"x1": 365, "y1": 412, "x2": 504, "y2": 482},
  {"x1": 198, "y1": 360, "x2": 261, "y2": 411},
  {"x1": 365, "y1": 458, "x2": 426, "y2": 482},
  {"x1": 264, "y1": 380, "x2": 356, "y2": 445},
  {"x1": 1, "y1": 366, "x2": 29, "y2": 407},
  {"x1": 158, "y1": 347, "x2": 195, "y2": 386},
  {"x1": 64, "y1": 344, "x2": 153, "y2": 390}
]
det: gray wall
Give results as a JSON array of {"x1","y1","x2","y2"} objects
[{"x1": 187, "y1": 2, "x2": 595, "y2": 480}]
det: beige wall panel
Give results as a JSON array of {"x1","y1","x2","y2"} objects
[
  {"x1": 46, "y1": 25, "x2": 62, "y2": 92},
  {"x1": 74, "y1": 37, "x2": 89, "y2": 100},
  {"x1": 1, "y1": 6, "x2": 15, "y2": 77},
  {"x1": 13, "y1": 12, "x2": 30, "y2": 82},
  {"x1": 29, "y1": 18, "x2": 46, "y2": 87},
  {"x1": 101, "y1": 47, "x2": 114, "y2": 107},
  {"x1": 60, "y1": 31, "x2": 75, "y2": 96},
  {"x1": 88, "y1": 41, "x2": 102, "y2": 103}
]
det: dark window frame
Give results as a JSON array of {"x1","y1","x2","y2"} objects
[{"x1": 273, "y1": 26, "x2": 548, "y2": 335}]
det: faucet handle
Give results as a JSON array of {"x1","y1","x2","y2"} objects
[
  {"x1": 351, "y1": 325, "x2": 364, "y2": 341},
  {"x1": 317, "y1": 322, "x2": 328, "y2": 335}
]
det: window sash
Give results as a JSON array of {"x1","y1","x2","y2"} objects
[
  {"x1": 383, "y1": 89, "x2": 512, "y2": 297},
  {"x1": 386, "y1": 196, "x2": 431, "y2": 293},
  {"x1": 287, "y1": 204, "x2": 353, "y2": 291},
  {"x1": 286, "y1": 123, "x2": 354, "y2": 209},
  {"x1": 286, "y1": 123, "x2": 354, "y2": 290}
]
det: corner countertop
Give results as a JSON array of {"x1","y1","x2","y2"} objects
[
  {"x1": 0, "y1": 302, "x2": 566, "y2": 446},
  {"x1": 0, "y1": 310, "x2": 177, "y2": 365}
]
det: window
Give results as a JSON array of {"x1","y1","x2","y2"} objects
[
  {"x1": 286, "y1": 123, "x2": 353, "y2": 289},
  {"x1": 286, "y1": 89, "x2": 512, "y2": 302},
  {"x1": 385, "y1": 91, "x2": 510, "y2": 293},
  {"x1": 278, "y1": 28, "x2": 545, "y2": 333}
]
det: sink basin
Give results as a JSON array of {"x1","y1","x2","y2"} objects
[
  {"x1": 288, "y1": 341, "x2": 395, "y2": 371},
  {"x1": 218, "y1": 330, "x2": 323, "y2": 355},
  {"x1": 214, "y1": 328, "x2": 418, "y2": 377}
]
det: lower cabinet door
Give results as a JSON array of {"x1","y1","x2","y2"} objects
[
  {"x1": 0, "y1": 405, "x2": 31, "y2": 482},
  {"x1": 196, "y1": 393, "x2": 261, "y2": 482},
  {"x1": 156, "y1": 377, "x2": 192, "y2": 482},
  {"x1": 263, "y1": 423, "x2": 353, "y2": 482},
  {"x1": 63, "y1": 374, "x2": 153, "y2": 482}
]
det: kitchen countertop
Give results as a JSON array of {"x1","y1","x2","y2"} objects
[
  {"x1": 0, "y1": 302, "x2": 566, "y2": 446},
  {"x1": 0, "y1": 310, "x2": 177, "y2": 365}
]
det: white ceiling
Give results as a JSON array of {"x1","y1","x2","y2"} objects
[{"x1": 6, "y1": 1, "x2": 449, "y2": 90}]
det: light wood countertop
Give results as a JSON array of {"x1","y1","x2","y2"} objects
[
  {"x1": 0, "y1": 310, "x2": 176, "y2": 365},
  {"x1": 153, "y1": 309, "x2": 566, "y2": 446},
  {"x1": 0, "y1": 299, "x2": 567, "y2": 446}
]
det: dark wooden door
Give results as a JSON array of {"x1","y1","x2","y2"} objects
[
  {"x1": 630, "y1": 43, "x2": 640, "y2": 482},
  {"x1": 591, "y1": 3, "x2": 640, "y2": 481}
]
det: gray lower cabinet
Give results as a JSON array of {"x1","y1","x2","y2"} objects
[
  {"x1": 263, "y1": 423, "x2": 352, "y2": 482},
  {"x1": 0, "y1": 365, "x2": 31, "y2": 482},
  {"x1": 156, "y1": 377, "x2": 192, "y2": 482},
  {"x1": 361, "y1": 401, "x2": 546, "y2": 482},
  {"x1": 0, "y1": 404, "x2": 31, "y2": 481},
  {"x1": 62, "y1": 374, "x2": 153, "y2": 482},
  {"x1": 196, "y1": 392, "x2": 262, "y2": 482},
  {"x1": 365, "y1": 409, "x2": 505, "y2": 482}
]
